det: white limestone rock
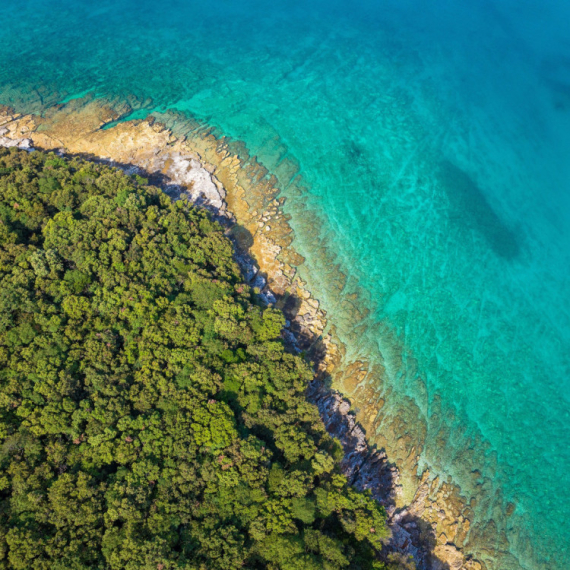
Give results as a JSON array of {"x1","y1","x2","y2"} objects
[
  {"x1": 0, "y1": 130, "x2": 34, "y2": 151},
  {"x1": 166, "y1": 154, "x2": 225, "y2": 212}
]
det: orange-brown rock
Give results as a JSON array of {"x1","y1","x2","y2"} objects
[{"x1": 1, "y1": 98, "x2": 489, "y2": 570}]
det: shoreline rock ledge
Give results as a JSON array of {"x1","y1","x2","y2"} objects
[{"x1": 0, "y1": 100, "x2": 483, "y2": 570}]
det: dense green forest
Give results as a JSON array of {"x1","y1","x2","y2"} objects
[{"x1": 0, "y1": 148, "x2": 397, "y2": 570}]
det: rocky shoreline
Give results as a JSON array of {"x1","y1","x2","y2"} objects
[{"x1": 0, "y1": 98, "x2": 485, "y2": 570}]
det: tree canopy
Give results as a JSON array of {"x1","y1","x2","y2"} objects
[{"x1": 0, "y1": 147, "x2": 393, "y2": 570}]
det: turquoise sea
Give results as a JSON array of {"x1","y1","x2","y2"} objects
[{"x1": 1, "y1": 1, "x2": 570, "y2": 567}]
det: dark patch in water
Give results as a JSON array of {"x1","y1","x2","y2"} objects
[
  {"x1": 345, "y1": 139, "x2": 364, "y2": 160},
  {"x1": 539, "y1": 55, "x2": 570, "y2": 112},
  {"x1": 439, "y1": 160, "x2": 521, "y2": 260}
]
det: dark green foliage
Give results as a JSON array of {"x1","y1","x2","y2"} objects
[{"x1": 0, "y1": 148, "x2": 390, "y2": 569}]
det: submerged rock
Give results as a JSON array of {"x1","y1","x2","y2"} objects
[{"x1": 0, "y1": 101, "x2": 485, "y2": 570}]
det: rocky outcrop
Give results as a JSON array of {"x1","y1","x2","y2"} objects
[
  {"x1": 160, "y1": 154, "x2": 227, "y2": 214},
  {"x1": 0, "y1": 99, "x2": 487, "y2": 570},
  {"x1": 0, "y1": 126, "x2": 33, "y2": 150}
]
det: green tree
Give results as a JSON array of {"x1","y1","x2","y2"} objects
[{"x1": 0, "y1": 148, "x2": 397, "y2": 570}]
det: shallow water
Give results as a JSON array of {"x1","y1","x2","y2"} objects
[{"x1": 2, "y1": 0, "x2": 570, "y2": 567}]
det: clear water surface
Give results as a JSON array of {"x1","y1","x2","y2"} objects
[{"x1": 1, "y1": 1, "x2": 570, "y2": 567}]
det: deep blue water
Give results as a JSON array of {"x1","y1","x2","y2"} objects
[{"x1": 1, "y1": 1, "x2": 570, "y2": 567}]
